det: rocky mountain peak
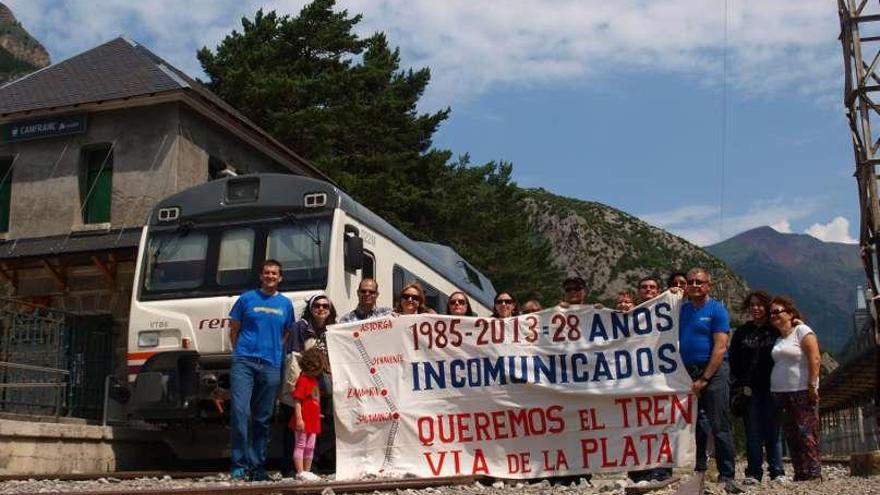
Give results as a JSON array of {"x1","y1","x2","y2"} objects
[
  {"x1": 0, "y1": 2, "x2": 50, "y2": 83},
  {"x1": 0, "y1": 3, "x2": 16, "y2": 25}
]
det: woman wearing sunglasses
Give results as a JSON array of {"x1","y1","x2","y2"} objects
[
  {"x1": 768, "y1": 296, "x2": 822, "y2": 481},
  {"x1": 395, "y1": 282, "x2": 432, "y2": 315},
  {"x1": 280, "y1": 294, "x2": 337, "y2": 477},
  {"x1": 491, "y1": 291, "x2": 519, "y2": 318},
  {"x1": 446, "y1": 291, "x2": 476, "y2": 317}
]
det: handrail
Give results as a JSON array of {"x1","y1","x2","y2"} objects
[
  {"x1": 0, "y1": 360, "x2": 70, "y2": 418},
  {"x1": 0, "y1": 361, "x2": 70, "y2": 376}
]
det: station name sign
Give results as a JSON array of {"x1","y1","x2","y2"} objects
[{"x1": 2, "y1": 114, "x2": 88, "y2": 143}]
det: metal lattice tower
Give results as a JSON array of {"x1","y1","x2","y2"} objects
[
  {"x1": 838, "y1": 0, "x2": 880, "y2": 441},
  {"x1": 840, "y1": 0, "x2": 880, "y2": 336}
]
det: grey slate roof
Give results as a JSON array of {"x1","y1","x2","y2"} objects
[{"x1": 0, "y1": 37, "x2": 185, "y2": 114}]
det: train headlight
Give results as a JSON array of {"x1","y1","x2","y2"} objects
[{"x1": 138, "y1": 331, "x2": 160, "y2": 348}]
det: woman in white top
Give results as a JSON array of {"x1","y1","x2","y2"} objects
[{"x1": 768, "y1": 296, "x2": 821, "y2": 481}]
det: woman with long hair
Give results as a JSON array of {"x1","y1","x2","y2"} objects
[
  {"x1": 491, "y1": 291, "x2": 518, "y2": 318},
  {"x1": 395, "y1": 282, "x2": 432, "y2": 315},
  {"x1": 769, "y1": 296, "x2": 822, "y2": 481},
  {"x1": 446, "y1": 291, "x2": 476, "y2": 316},
  {"x1": 729, "y1": 290, "x2": 784, "y2": 483}
]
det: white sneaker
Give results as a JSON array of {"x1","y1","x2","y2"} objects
[
  {"x1": 742, "y1": 477, "x2": 760, "y2": 485},
  {"x1": 771, "y1": 475, "x2": 791, "y2": 483},
  {"x1": 296, "y1": 471, "x2": 321, "y2": 482}
]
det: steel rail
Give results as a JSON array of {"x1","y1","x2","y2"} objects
[{"x1": 9, "y1": 475, "x2": 485, "y2": 495}]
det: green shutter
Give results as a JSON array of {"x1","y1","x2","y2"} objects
[
  {"x1": 83, "y1": 147, "x2": 112, "y2": 224},
  {"x1": 0, "y1": 158, "x2": 11, "y2": 232}
]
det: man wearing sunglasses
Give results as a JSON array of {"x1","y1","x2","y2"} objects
[
  {"x1": 339, "y1": 278, "x2": 392, "y2": 323},
  {"x1": 558, "y1": 276, "x2": 587, "y2": 308},
  {"x1": 679, "y1": 268, "x2": 742, "y2": 493}
]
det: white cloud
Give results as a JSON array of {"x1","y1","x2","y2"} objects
[
  {"x1": 805, "y1": 216, "x2": 857, "y2": 244},
  {"x1": 6, "y1": 0, "x2": 841, "y2": 108},
  {"x1": 770, "y1": 220, "x2": 792, "y2": 233},
  {"x1": 639, "y1": 197, "x2": 820, "y2": 246}
]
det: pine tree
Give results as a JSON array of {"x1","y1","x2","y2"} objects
[{"x1": 198, "y1": 0, "x2": 562, "y2": 305}]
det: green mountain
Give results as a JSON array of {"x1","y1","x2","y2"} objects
[
  {"x1": 525, "y1": 188, "x2": 750, "y2": 307},
  {"x1": 0, "y1": 2, "x2": 49, "y2": 83},
  {"x1": 705, "y1": 226, "x2": 863, "y2": 354}
]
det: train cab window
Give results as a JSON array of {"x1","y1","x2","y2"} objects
[
  {"x1": 362, "y1": 250, "x2": 375, "y2": 280},
  {"x1": 145, "y1": 232, "x2": 208, "y2": 291},
  {"x1": 217, "y1": 228, "x2": 254, "y2": 286},
  {"x1": 267, "y1": 219, "x2": 332, "y2": 289}
]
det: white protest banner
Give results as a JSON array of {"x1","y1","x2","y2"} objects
[{"x1": 327, "y1": 291, "x2": 694, "y2": 480}]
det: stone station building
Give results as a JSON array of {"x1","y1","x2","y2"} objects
[{"x1": 0, "y1": 36, "x2": 329, "y2": 406}]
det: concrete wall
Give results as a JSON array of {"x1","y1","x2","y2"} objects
[
  {"x1": 179, "y1": 106, "x2": 292, "y2": 177},
  {"x1": 0, "y1": 104, "x2": 179, "y2": 239},
  {"x1": 0, "y1": 418, "x2": 170, "y2": 474}
]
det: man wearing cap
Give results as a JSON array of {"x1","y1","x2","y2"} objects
[{"x1": 559, "y1": 276, "x2": 587, "y2": 307}]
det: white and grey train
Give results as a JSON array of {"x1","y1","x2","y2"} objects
[{"x1": 125, "y1": 173, "x2": 496, "y2": 423}]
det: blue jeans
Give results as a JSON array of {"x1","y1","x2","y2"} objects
[
  {"x1": 230, "y1": 356, "x2": 282, "y2": 473},
  {"x1": 742, "y1": 390, "x2": 783, "y2": 480},
  {"x1": 694, "y1": 361, "x2": 736, "y2": 480}
]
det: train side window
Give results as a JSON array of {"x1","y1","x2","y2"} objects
[
  {"x1": 458, "y1": 261, "x2": 484, "y2": 290},
  {"x1": 145, "y1": 232, "x2": 209, "y2": 291},
  {"x1": 392, "y1": 264, "x2": 445, "y2": 312},
  {"x1": 216, "y1": 228, "x2": 254, "y2": 286},
  {"x1": 392, "y1": 265, "x2": 405, "y2": 299},
  {"x1": 422, "y1": 283, "x2": 445, "y2": 313},
  {"x1": 362, "y1": 250, "x2": 375, "y2": 280}
]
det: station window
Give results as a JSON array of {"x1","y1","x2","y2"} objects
[
  {"x1": 0, "y1": 156, "x2": 12, "y2": 232},
  {"x1": 362, "y1": 250, "x2": 375, "y2": 280},
  {"x1": 80, "y1": 145, "x2": 113, "y2": 224},
  {"x1": 216, "y1": 228, "x2": 255, "y2": 286}
]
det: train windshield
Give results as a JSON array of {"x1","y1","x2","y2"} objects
[{"x1": 141, "y1": 216, "x2": 332, "y2": 299}]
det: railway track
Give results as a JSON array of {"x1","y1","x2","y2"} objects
[
  {"x1": 0, "y1": 472, "x2": 703, "y2": 495},
  {"x1": 0, "y1": 474, "x2": 486, "y2": 495}
]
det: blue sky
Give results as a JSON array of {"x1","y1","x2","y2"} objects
[{"x1": 6, "y1": 0, "x2": 854, "y2": 246}]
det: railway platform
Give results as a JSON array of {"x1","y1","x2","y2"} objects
[{"x1": 0, "y1": 414, "x2": 170, "y2": 475}]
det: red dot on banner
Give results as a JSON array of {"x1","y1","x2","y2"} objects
[
  {"x1": 370, "y1": 367, "x2": 376, "y2": 374},
  {"x1": 353, "y1": 332, "x2": 360, "y2": 338},
  {"x1": 392, "y1": 412, "x2": 400, "y2": 420},
  {"x1": 381, "y1": 389, "x2": 388, "y2": 396}
]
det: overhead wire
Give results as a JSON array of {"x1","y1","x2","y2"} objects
[{"x1": 719, "y1": 0, "x2": 729, "y2": 243}]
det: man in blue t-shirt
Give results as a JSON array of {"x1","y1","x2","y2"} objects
[
  {"x1": 228, "y1": 259, "x2": 295, "y2": 481},
  {"x1": 679, "y1": 268, "x2": 741, "y2": 493}
]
